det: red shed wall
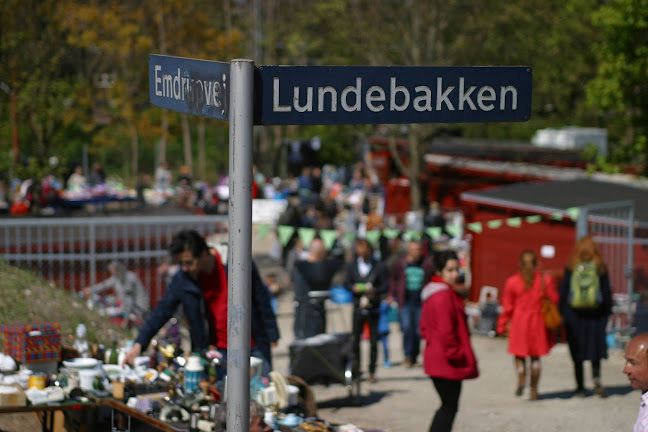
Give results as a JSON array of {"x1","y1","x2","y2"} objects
[{"x1": 468, "y1": 208, "x2": 575, "y2": 302}]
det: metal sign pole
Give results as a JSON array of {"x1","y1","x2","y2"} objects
[{"x1": 226, "y1": 59, "x2": 254, "y2": 432}]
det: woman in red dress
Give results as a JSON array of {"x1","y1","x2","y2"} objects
[{"x1": 496, "y1": 249, "x2": 559, "y2": 400}]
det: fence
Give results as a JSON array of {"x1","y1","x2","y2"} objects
[{"x1": 1, "y1": 215, "x2": 228, "y2": 307}]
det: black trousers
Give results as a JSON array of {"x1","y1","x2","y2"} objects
[
  {"x1": 352, "y1": 308, "x2": 379, "y2": 375},
  {"x1": 430, "y1": 377, "x2": 462, "y2": 432}
]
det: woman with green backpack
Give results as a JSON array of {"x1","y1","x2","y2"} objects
[{"x1": 559, "y1": 236, "x2": 613, "y2": 397}]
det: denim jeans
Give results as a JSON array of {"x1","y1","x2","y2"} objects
[{"x1": 400, "y1": 303, "x2": 421, "y2": 363}]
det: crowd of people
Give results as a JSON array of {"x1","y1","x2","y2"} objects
[
  {"x1": 78, "y1": 216, "x2": 643, "y2": 432},
  {"x1": 25, "y1": 157, "x2": 638, "y2": 431}
]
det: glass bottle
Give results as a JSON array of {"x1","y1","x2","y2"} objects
[{"x1": 109, "y1": 339, "x2": 119, "y2": 365}]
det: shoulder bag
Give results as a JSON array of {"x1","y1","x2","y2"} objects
[{"x1": 540, "y1": 273, "x2": 562, "y2": 331}]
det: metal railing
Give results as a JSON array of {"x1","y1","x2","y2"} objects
[{"x1": 1, "y1": 215, "x2": 227, "y2": 306}]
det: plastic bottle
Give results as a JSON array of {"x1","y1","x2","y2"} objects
[{"x1": 184, "y1": 355, "x2": 204, "y2": 393}]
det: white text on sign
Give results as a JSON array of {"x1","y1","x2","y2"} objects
[{"x1": 272, "y1": 77, "x2": 518, "y2": 114}]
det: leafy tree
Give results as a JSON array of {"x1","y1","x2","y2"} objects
[{"x1": 587, "y1": 0, "x2": 648, "y2": 170}]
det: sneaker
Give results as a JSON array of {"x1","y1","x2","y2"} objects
[
  {"x1": 383, "y1": 361, "x2": 392, "y2": 368},
  {"x1": 402, "y1": 359, "x2": 412, "y2": 368},
  {"x1": 594, "y1": 380, "x2": 606, "y2": 397},
  {"x1": 368, "y1": 374, "x2": 377, "y2": 383}
]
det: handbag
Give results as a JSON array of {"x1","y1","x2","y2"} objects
[{"x1": 540, "y1": 274, "x2": 562, "y2": 331}]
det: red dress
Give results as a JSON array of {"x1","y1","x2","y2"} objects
[{"x1": 496, "y1": 271, "x2": 559, "y2": 357}]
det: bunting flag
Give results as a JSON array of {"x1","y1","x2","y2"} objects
[
  {"x1": 426, "y1": 227, "x2": 442, "y2": 239},
  {"x1": 506, "y1": 217, "x2": 522, "y2": 228},
  {"x1": 404, "y1": 230, "x2": 421, "y2": 241},
  {"x1": 256, "y1": 224, "x2": 271, "y2": 240},
  {"x1": 320, "y1": 229, "x2": 338, "y2": 250},
  {"x1": 382, "y1": 228, "x2": 401, "y2": 239},
  {"x1": 366, "y1": 229, "x2": 381, "y2": 248},
  {"x1": 344, "y1": 231, "x2": 356, "y2": 244},
  {"x1": 445, "y1": 225, "x2": 460, "y2": 237},
  {"x1": 270, "y1": 206, "x2": 583, "y2": 248},
  {"x1": 467, "y1": 222, "x2": 483, "y2": 233},
  {"x1": 487, "y1": 219, "x2": 502, "y2": 229},
  {"x1": 277, "y1": 225, "x2": 295, "y2": 247},
  {"x1": 298, "y1": 227, "x2": 316, "y2": 249},
  {"x1": 567, "y1": 207, "x2": 580, "y2": 220}
]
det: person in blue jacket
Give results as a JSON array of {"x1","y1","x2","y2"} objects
[{"x1": 122, "y1": 230, "x2": 279, "y2": 377}]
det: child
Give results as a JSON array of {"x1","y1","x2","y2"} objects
[{"x1": 378, "y1": 299, "x2": 392, "y2": 367}]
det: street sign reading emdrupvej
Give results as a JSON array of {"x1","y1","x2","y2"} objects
[
  {"x1": 255, "y1": 66, "x2": 532, "y2": 125},
  {"x1": 149, "y1": 54, "x2": 230, "y2": 120}
]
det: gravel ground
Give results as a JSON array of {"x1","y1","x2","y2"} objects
[
  {"x1": 268, "y1": 288, "x2": 638, "y2": 432},
  {"x1": 250, "y1": 226, "x2": 638, "y2": 432}
]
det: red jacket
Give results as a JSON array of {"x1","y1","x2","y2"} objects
[{"x1": 420, "y1": 276, "x2": 479, "y2": 381}]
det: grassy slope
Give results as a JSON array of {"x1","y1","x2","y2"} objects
[{"x1": 0, "y1": 260, "x2": 132, "y2": 350}]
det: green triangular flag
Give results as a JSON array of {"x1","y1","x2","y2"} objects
[
  {"x1": 277, "y1": 225, "x2": 295, "y2": 246},
  {"x1": 487, "y1": 219, "x2": 502, "y2": 229},
  {"x1": 320, "y1": 229, "x2": 338, "y2": 250},
  {"x1": 551, "y1": 212, "x2": 563, "y2": 221},
  {"x1": 256, "y1": 224, "x2": 271, "y2": 240},
  {"x1": 526, "y1": 215, "x2": 542, "y2": 224},
  {"x1": 405, "y1": 230, "x2": 421, "y2": 241},
  {"x1": 382, "y1": 229, "x2": 400, "y2": 239},
  {"x1": 426, "y1": 227, "x2": 442, "y2": 239},
  {"x1": 506, "y1": 217, "x2": 522, "y2": 228},
  {"x1": 298, "y1": 227, "x2": 316, "y2": 249},
  {"x1": 425, "y1": 227, "x2": 440, "y2": 239},
  {"x1": 344, "y1": 231, "x2": 356, "y2": 244},
  {"x1": 366, "y1": 230, "x2": 381, "y2": 248},
  {"x1": 566, "y1": 207, "x2": 580, "y2": 220},
  {"x1": 467, "y1": 222, "x2": 483, "y2": 233},
  {"x1": 445, "y1": 225, "x2": 460, "y2": 237}
]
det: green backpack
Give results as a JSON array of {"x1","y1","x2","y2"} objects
[{"x1": 569, "y1": 261, "x2": 602, "y2": 309}]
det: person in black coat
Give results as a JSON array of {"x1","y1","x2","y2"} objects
[
  {"x1": 558, "y1": 236, "x2": 613, "y2": 397},
  {"x1": 291, "y1": 238, "x2": 342, "y2": 340},
  {"x1": 344, "y1": 238, "x2": 389, "y2": 383}
]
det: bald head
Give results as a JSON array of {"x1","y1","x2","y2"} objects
[{"x1": 624, "y1": 333, "x2": 648, "y2": 391}]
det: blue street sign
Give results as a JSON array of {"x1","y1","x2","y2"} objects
[
  {"x1": 255, "y1": 66, "x2": 532, "y2": 125},
  {"x1": 149, "y1": 54, "x2": 229, "y2": 120}
]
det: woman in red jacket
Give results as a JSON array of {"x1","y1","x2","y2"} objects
[
  {"x1": 496, "y1": 250, "x2": 559, "y2": 400},
  {"x1": 420, "y1": 250, "x2": 479, "y2": 432}
]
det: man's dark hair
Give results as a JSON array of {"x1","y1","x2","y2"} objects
[{"x1": 169, "y1": 229, "x2": 209, "y2": 258}]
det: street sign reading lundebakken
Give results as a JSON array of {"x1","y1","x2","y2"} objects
[
  {"x1": 148, "y1": 54, "x2": 532, "y2": 125},
  {"x1": 255, "y1": 65, "x2": 532, "y2": 125}
]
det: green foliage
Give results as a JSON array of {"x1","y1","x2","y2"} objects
[
  {"x1": 1, "y1": 0, "x2": 648, "y2": 181},
  {"x1": 587, "y1": 0, "x2": 648, "y2": 169}
]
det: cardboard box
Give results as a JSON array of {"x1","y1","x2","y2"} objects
[
  {"x1": 0, "y1": 383, "x2": 27, "y2": 407},
  {"x1": 1, "y1": 323, "x2": 61, "y2": 363}
]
